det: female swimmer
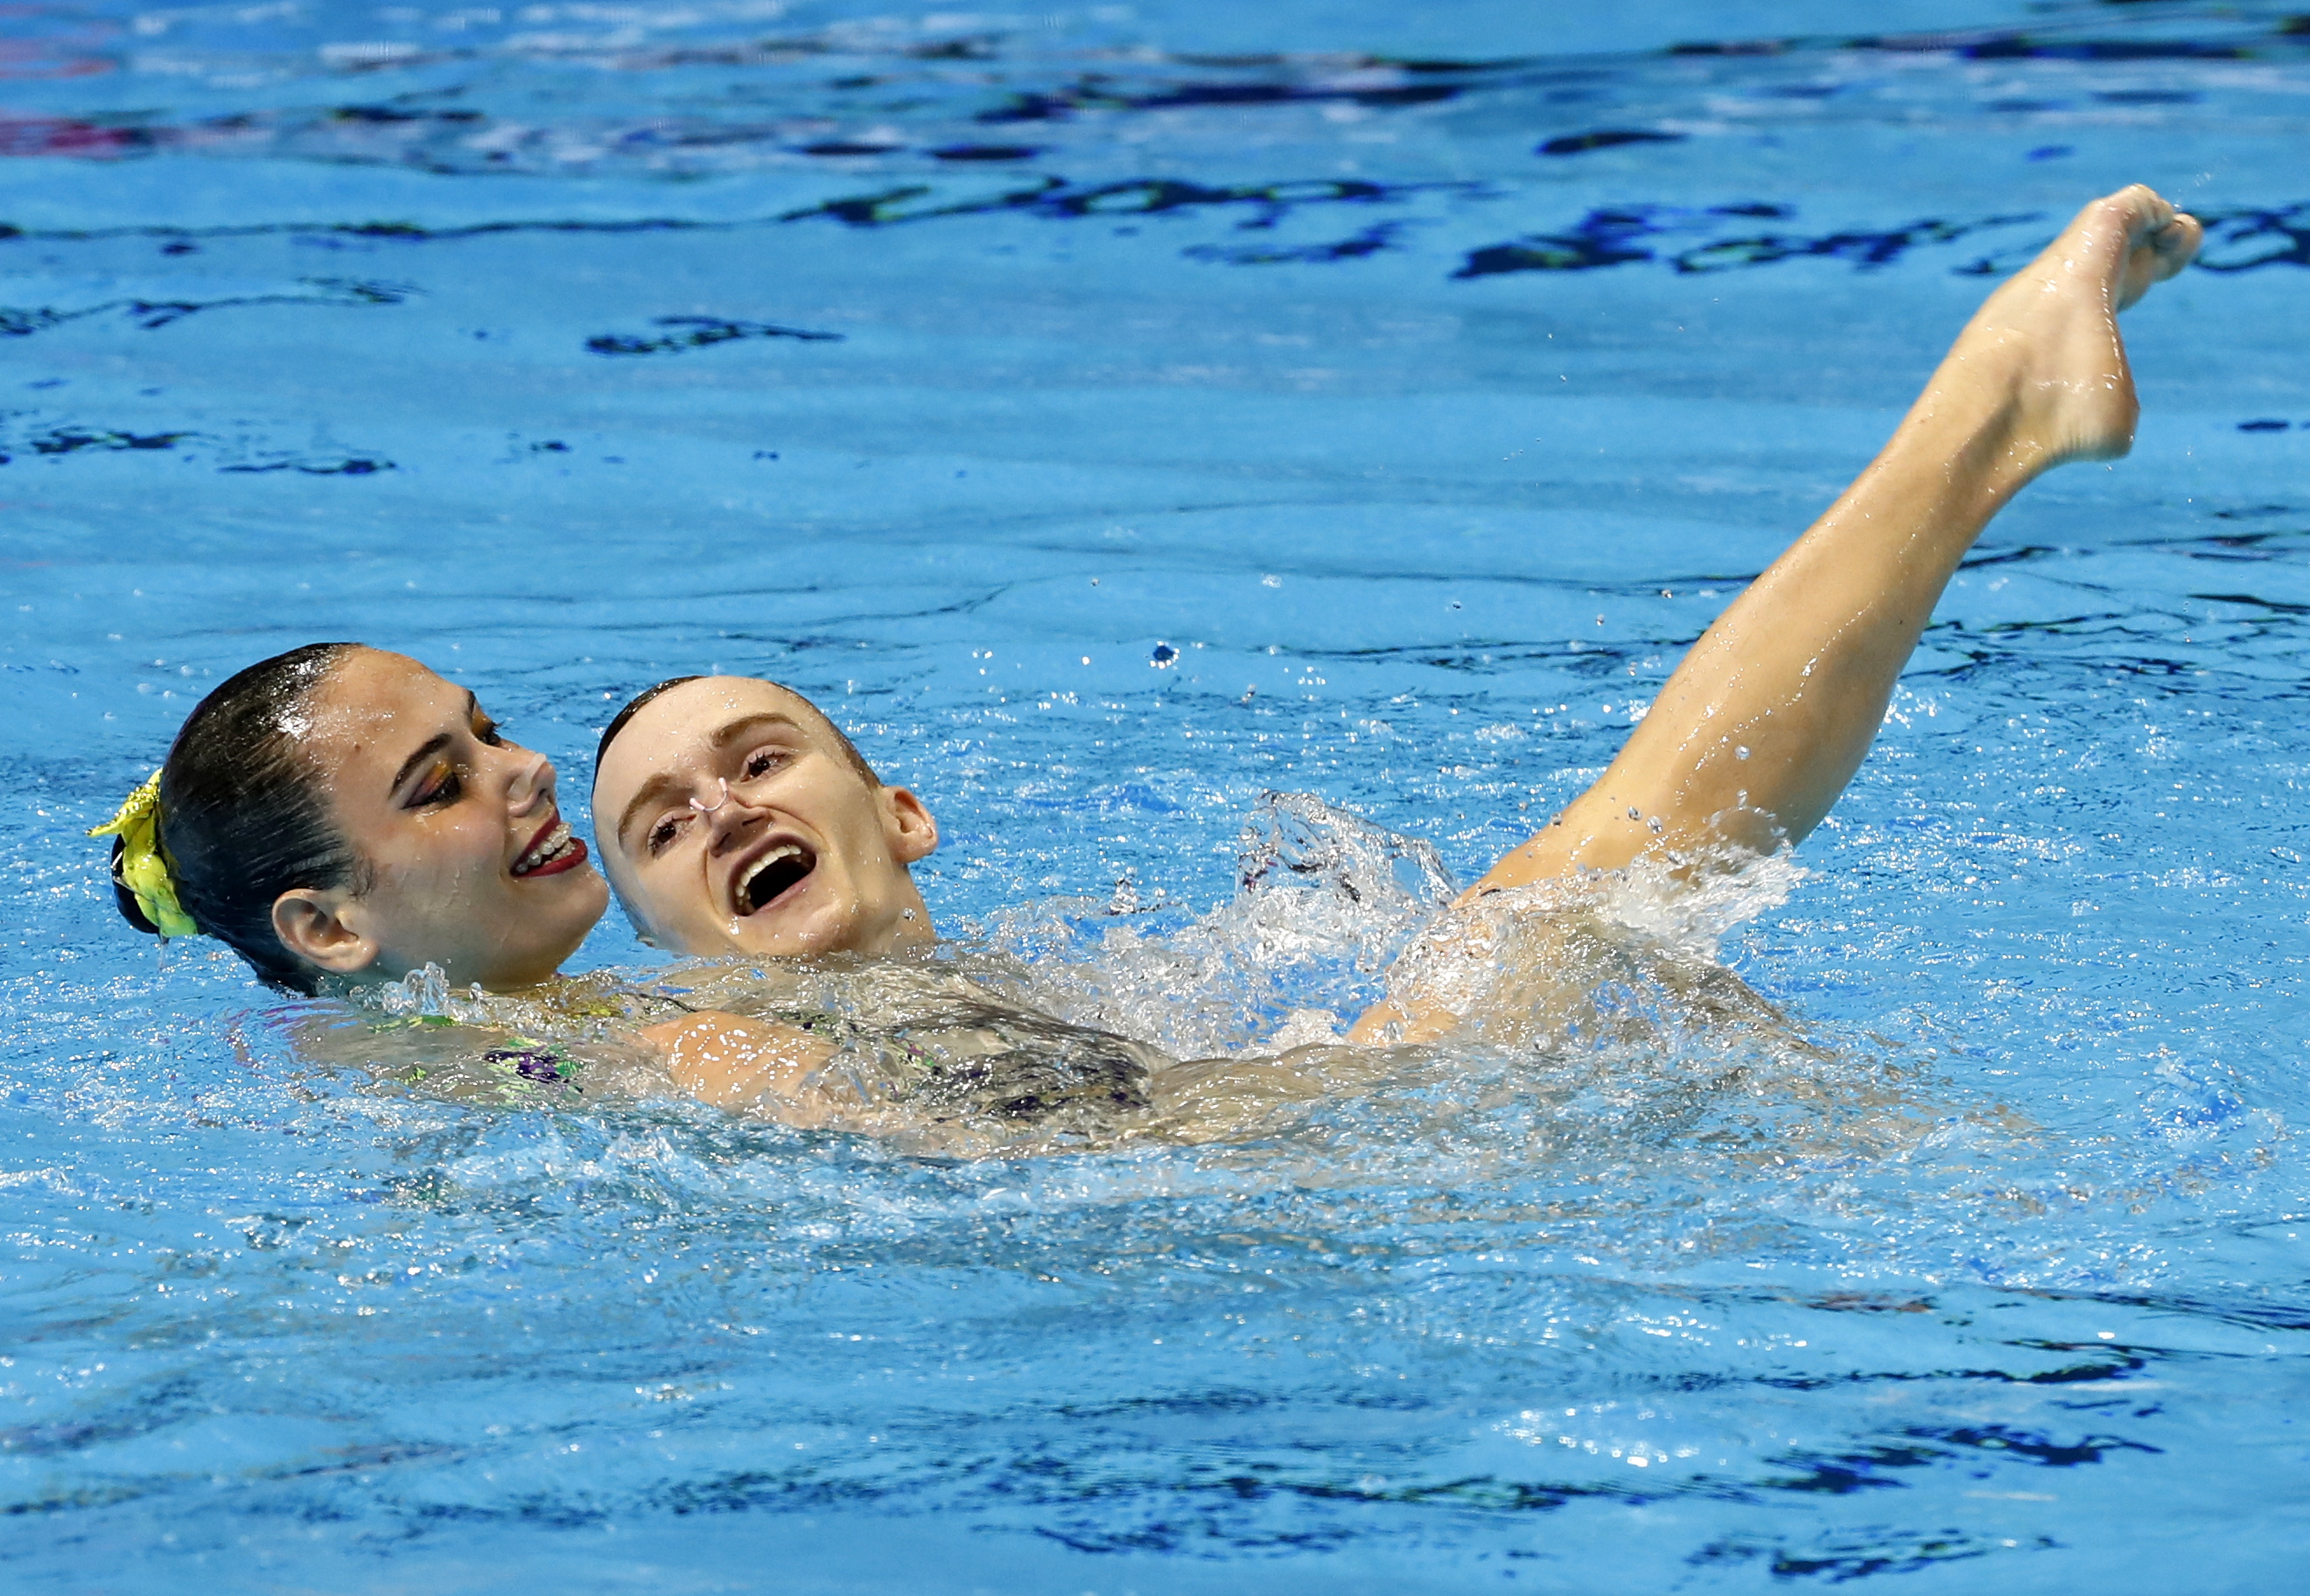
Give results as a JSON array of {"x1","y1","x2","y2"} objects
[{"x1": 96, "y1": 644, "x2": 610, "y2": 993}]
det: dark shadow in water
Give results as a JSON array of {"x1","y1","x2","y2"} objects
[
  {"x1": 0, "y1": 175, "x2": 1464, "y2": 254},
  {"x1": 2, "y1": 217, "x2": 741, "y2": 247},
  {"x1": 3, "y1": 428, "x2": 186, "y2": 460},
  {"x1": 220, "y1": 456, "x2": 391, "y2": 476},
  {"x1": 1464, "y1": 202, "x2": 2310, "y2": 283},
  {"x1": 1670, "y1": 26, "x2": 2273, "y2": 62},
  {"x1": 1454, "y1": 208, "x2": 1663, "y2": 277},
  {"x1": 1184, "y1": 221, "x2": 1409, "y2": 265},
  {"x1": 1454, "y1": 203, "x2": 1791, "y2": 278},
  {"x1": 930, "y1": 144, "x2": 1042, "y2": 162},
  {"x1": 778, "y1": 175, "x2": 1464, "y2": 232},
  {"x1": 585, "y1": 316, "x2": 844, "y2": 356},
  {"x1": 974, "y1": 77, "x2": 1463, "y2": 125},
  {"x1": 1959, "y1": 204, "x2": 2310, "y2": 277},
  {"x1": 1676, "y1": 214, "x2": 2040, "y2": 273},
  {"x1": 0, "y1": 279, "x2": 412, "y2": 339},
  {"x1": 1537, "y1": 129, "x2": 1686, "y2": 156},
  {"x1": 669, "y1": 1396, "x2": 2158, "y2": 1561},
  {"x1": 1767, "y1": 1422, "x2": 2160, "y2": 1496},
  {"x1": 2191, "y1": 591, "x2": 2310, "y2": 616},
  {"x1": 0, "y1": 422, "x2": 391, "y2": 477},
  {"x1": 1958, "y1": 543, "x2": 2062, "y2": 571},
  {"x1": 1455, "y1": 207, "x2": 2045, "y2": 279},
  {"x1": 1692, "y1": 1526, "x2": 2050, "y2": 1581},
  {"x1": 2192, "y1": 205, "x2": 2310, "y2": 271}
]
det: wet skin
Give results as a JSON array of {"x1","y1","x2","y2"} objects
[
  {"x1": 580, "y1": 184, "x2": 2207, "y2": 1109},
  {"x1": 1354, "y1": 184, "x2": 2203, "y2": 1044},
  {"x1": 269, "y1": 648, "x2": 610, "y2": 989},
  {"x1": 591, "y1": 676, "x2": 938, "y2": 960}
]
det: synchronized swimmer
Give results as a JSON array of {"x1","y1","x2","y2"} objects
[{"x1": 94, "y1": 186, "x2": 2204, "y2": 1128}]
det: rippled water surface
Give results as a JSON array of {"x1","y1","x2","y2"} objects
[{"x1": 6, "y1": 1, "x2": 2310, "y2": 1590}]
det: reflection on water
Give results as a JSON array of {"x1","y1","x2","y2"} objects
[{"x1": 4, "y1": 1, "x2": 2310, "y2": 1590}]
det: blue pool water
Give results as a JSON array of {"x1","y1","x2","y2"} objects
[{"x1": 5, "y1": 0, "x2": 2310, "y2": 1588}]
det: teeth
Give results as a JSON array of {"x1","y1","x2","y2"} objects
[
  {"x1": 739, "y1": 846, "x2": 798, "y2": 895},
  {"x1": 738, "y1": 844, "x2": 802, "y2": 912},
  {"x1": 514, "y1": 820, "x2": 572, "y2": 876}
]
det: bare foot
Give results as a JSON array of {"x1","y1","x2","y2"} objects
[{"x1": 1928, "y1": 184, "x2": 2202, "y2": 477}]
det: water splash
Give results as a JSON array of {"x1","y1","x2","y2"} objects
[
  {"x1": 964, "y1": 792, "x2": 1456, "y2": 1059},
  {"x1": 369, "y1": 960, "x2": 462, "y2": 1019}
]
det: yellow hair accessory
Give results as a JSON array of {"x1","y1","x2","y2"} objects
[{"x1": 88, "y1": 771, "x2": 200, "y2": 940}]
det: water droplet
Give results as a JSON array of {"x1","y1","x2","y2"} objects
[
  {"x1": 1150, "y1": 642, "x2": 1178, "y2": 667},
  {"x1": 1735, "y1": 746, "x2": 1751, "y2": 760}
]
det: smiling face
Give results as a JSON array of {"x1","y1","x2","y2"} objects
[
  {"x1": 591, "y1": 677, "x2": 937, "y2": 959},
  {"x1": 270, "y1": 648, "x2": 610, "y2": 989}
]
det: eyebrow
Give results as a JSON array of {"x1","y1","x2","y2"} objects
[
  {"x1": 614, "y1": 712, "x2": 806, "y2": 850},
  {"x1": 388, "y1": 692, "x2": 481, "y2": 796}
]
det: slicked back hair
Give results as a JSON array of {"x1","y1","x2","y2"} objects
[
  {"x1": 133, "y1": 641, "x2": 374, "y2": 994},
  {"x1": 594, "y1": 676, "x2": 882, "y2": 788}
]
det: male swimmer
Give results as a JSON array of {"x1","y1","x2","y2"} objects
[{"x1": 585, "y1": 185, "x2": 2202, "y2": 1102}]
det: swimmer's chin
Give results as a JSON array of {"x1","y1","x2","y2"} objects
[{"x1": 655, "y1": 898, "x2": 935, "y2": 962}]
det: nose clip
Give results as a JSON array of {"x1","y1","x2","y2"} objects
[{"x1": 690, "y1": 777, "x2": 730, "y2": 816}]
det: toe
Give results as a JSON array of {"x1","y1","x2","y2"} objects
[
  {"x1": 2093, "y1": 184, "x2": 2174, "y2": 242},
  {"x1": 2152, "y1": 212, "x2": 2205, "y2": 275},
  {"x1": 2099, "y1": 187, "x2": 2201, "y2": 307}
]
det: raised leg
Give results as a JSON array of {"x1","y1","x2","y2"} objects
[{"x1": 1351, "y1": 185, "x2": 2200, "y2": 1045}]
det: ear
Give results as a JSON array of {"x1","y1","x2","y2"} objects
[
  {"x1": 879, "y1": 786, "x2": 939, "y2": 864},
  {"x1": 271, "y1": 889, "x2": 382, "y2": 977}
]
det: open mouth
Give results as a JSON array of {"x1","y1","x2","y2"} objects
[
  {"x1": 736, "y1": 842, "x2": 817, "y2": 915},
  {"x1": 512, "y1": 817, "x2": 588, "y2": 878}
]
